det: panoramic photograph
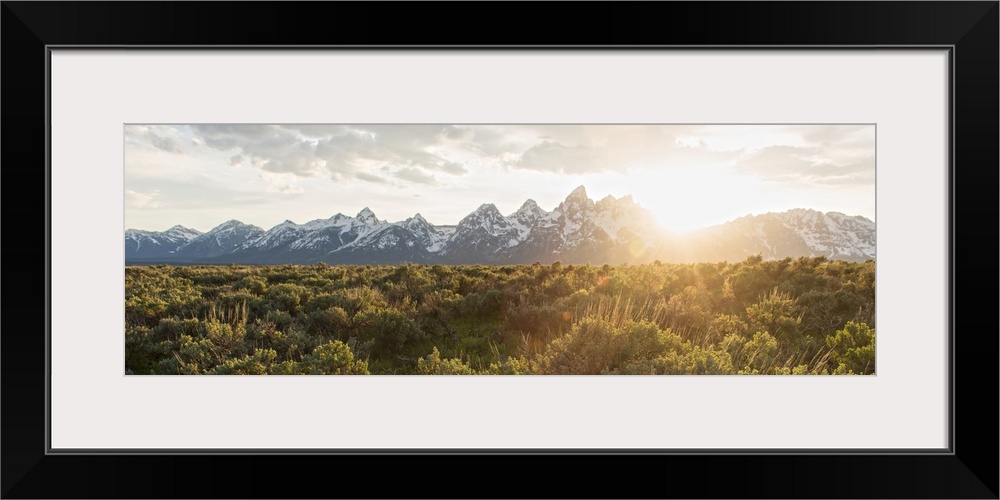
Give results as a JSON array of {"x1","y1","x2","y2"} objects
[{"x1": 125, "y1": 124, "x2": 875, "y2": 375}]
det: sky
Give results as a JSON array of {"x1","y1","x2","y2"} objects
[{"x1": 124, "y1": 124, "x2": 875, "y2": 233}]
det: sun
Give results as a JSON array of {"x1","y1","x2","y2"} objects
[{"x1": 625, "y1": 164, "x2": 755, "y2": 233}]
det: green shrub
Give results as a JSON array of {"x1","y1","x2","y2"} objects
[
  {"x1": 307, "y1": 307, "x2": 350, "y2": 338},
  {"x1": 416, "y1": 347, "x2": 475, "y2": 375},
  {"x1": 620, "y1": 346, "x2": 734, "y2": 375},
  {"x1": 299, "y1": 341, "x2": 369, "y2": 375},
  {"x1": 826, "y1": 321, "x2": 875, "y2": 375},
  {"x1": 503, "y1": 304, "x2": 568, "y2": 337},
  {"x1": 484, "y1": 356, "x2": 531, "y2": 375},
  {"x1": 745, "y1": 290, "x2": 801, "y2": 341},
  {"x1": 208, "y1": 348, "x2": 278, "y2": 375},
  {"x1": 355, "y1": 309, "x2": 426, "y2": 354},
  {"x1": 535, "y1": 319, "x2": 680, "y2": 375}
]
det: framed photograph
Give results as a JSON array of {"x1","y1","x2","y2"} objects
[{"x1": 3, "y1": 2, "x2": 996, "y2": 498}]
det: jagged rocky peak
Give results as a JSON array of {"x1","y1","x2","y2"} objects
[
  {"x1": 782, "y1": 208, "x2": 823, "y2": 222},
  {"x1": 566, "y1": 185, "x2": 588, "y2": 200},
  {"x1": 473, "y1": 203, "x2": 502, "y2": 216},
  {"x1": 356, "y1": 207, "x2": 380, "y2": 224},
  {"x1": 595, "y1": 193, "x2": 637, "y2": 211},
  {"x1": 517, "y1": 198, "x2": 539, "y2": 211},
  {"x1": 595, "y1": 194, "x2": 616, "y2": 210},
  {"x1": 404, "y1": 213, "x2": 431, "y2": 228},
  {"x1": 561, "y1": 185, "x2": 595, "y2": 210},
  {"x1": 511, "y1": 198, "x2": 546, "y2": 220},
  {"x1": 455, "y1": 203, "x2": 511, "y2": 234}
]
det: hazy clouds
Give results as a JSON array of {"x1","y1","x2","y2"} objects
[
  {"x1": 182, "y1": 124, "x2": 710, "y2": 180},
  {"x1": 125, "y1": 125, "x2": 186, "y2": 154},
  {"x1": 187, "y1": 124, "x2": 477, "y2": 185},
  {"x1": 732, "y1": 125, "x2": 875, "y2": 185},
  {"x1": 154, "y1": 124, "x2": 874, "y2": 185}
]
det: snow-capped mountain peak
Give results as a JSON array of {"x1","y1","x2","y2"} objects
[
  {"x1": 558, "y1": 185, "x2": 596, "y2": 216},
  {"x1": 403, "y1": 213, "x2": 434, "y2": 235},
  {"x1": 124, "y1": 224, "x2": 202, "y2": 259},
  {"x1": 209, "y1": 219, "x2": 248, "y2": 232},
  {"x1": 511, "y1": 199, "x2": 544, "y2": 217},
  {"x1": 356, "y1": 207, "x2": 381, "y2": 225},
  {"x1": 164, "y1": 225, "x2": 203, "y2": 238},
  {"x1": 398, "y1": 213, "x2": 450, "y2": 253},
  {"x1": 475, "y1": 202, "x2": 500, "y2": 214},
  {"x1": 174, "y1": 220, "x2": 265, "y2": 259},
  {"x1": 457, "y1": 203, "x2": 507, "y2": 229}
]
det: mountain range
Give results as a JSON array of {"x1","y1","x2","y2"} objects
[{"x1": 125, "y1": 186, "x2": 875, "y2": 265}]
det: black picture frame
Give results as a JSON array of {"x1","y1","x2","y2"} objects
[{"x1": 3, "y1": 2, "x2": 996, "y2": 498}]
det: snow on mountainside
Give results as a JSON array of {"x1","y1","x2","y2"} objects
[
  {"x1": 125, "y1": 186, "x2": 875, "y2": 265},
  {"x1": 173, "y1": 220, "x2": 264, "y2": 259},
  {"x1": 775, "y1": 209, "x2": 876, "y2": 260},
  {"x1": 507, "y1": 199, "x2": 546, "y2": 241},
  {"x1": 683, "y1": 209, "x2": 876, "y2": 263},
  {"x1": 401, "y1": 214, "x2": 451, "y2": 253},
  {"x1": 219, "y1": 209, "x2": 391, "y2": 263},
  {"x1": 593, "y1": 193, "x2": 660, "y2": 246},
  {"x1": 444, "y1": 203, "x2": 522, "y2": 260},
  {"x1": 125, "y1": 225, "x2": 202, "y2": 260}
]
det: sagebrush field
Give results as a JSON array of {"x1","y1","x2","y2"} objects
[{"x1": 125, "y1": 256, "x2": 875, "y2": 375}]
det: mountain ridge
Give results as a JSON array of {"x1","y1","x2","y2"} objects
[{"x1": 126, "y1": 186, "x2": 875, "y2": 265}]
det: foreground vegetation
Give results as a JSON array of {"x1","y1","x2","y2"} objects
[{"x1": 125, "y1": 256, "x2": 875, "y2": 375}]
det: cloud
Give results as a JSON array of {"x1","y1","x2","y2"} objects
[
  {"x1": 257, "y1": 172, "x2": 305, "y2": 195},
  {"x1": 148, "y1": 132, "x2": 185, "y2": 154},
  {"x1": 125, "y1": 125, "x2": 187, "y2": 154},
  {"x1": 177, "y1": 124, "x2": 871, "y2": 186},
  {"x1": 393, "y1": 167, "x2": 437, "y2": 185},
  {"x1": 188, "y1": 124, "x2": 678, "y2": 181},
  {"x1": 440, "y1": 162, "x2": 468, "y2": 175},
  {"x1": 736, "y1": 146, "x2": 816, "y2": 177},
  {"x1": 356, "y1": 172, "x2": 391, "y2": 184},
  {"x1": 125, "y1": 189, "x2": 160, "y2": 209},
  {"x1": 733, "y1": 126, "x2": 875, "y2": 185},
  {"x1": 188, "y1": 124, "x2": 475, "y2": 184},
  {"x1": 735, "y1": 148, "x2": 875, "y2": 185},
  {"x1": 794, "y1": 124, "x2": 873, "y2": 147},
  {"x1": 514, "y1": 141, "x2": 605, "y2": 173},
  {"x1": 500, "y1": 125, "x2": 739, "y2": 174}
]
